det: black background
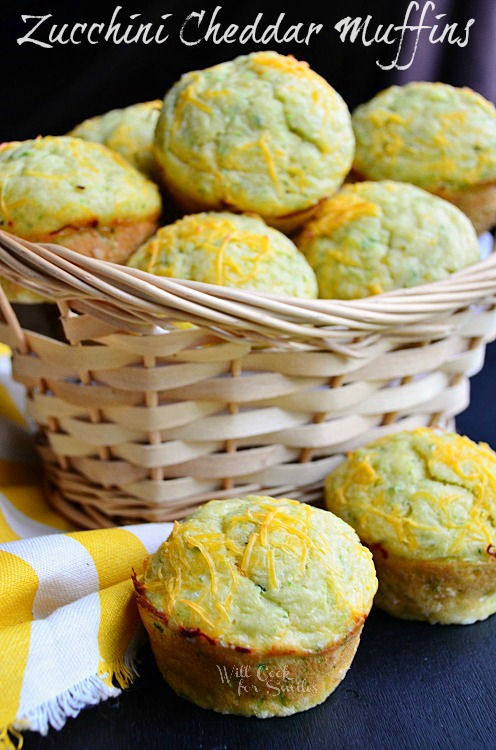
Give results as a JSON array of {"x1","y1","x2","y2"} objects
[
  {"x1": 3, "y1": 1, "x2": 496, "y2": 748},
  {"x1": 1, "y1": 0, "x2": 492, "y2": 141}
]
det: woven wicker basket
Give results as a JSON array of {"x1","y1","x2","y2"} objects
[{"x1": 0, "y1": 229, "x2": 495, "y2": 529}]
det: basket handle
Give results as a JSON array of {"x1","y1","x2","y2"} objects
[
  {"x1": 0, "y1": 280, "x2": 29, "y2": 354},
  {"x1": 0, "y1": 229, "x2": 495, "y2": 345}
]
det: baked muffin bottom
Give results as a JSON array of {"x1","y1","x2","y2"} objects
[
  {"x1": 372, "y1": 552, "x2": 496, "y2": 625},
  {"x1": 435, "y1": 182, "x2": 496, "y2": 235},
  {"x1": 1, "y1": 217, "x2": 159, "y2": 309},
  {"x1": 135, "y1": 582, "x2": 364, "y2": 718},
  {"x1": 35, "y1": 218, "x2": 159, "y2": 265}
]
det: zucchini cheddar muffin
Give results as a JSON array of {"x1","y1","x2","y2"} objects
[
  {"x1": 296, "y1": 181, "x2": 480, "y2": 299},
  {"x1": 325, "y1": 429, "x2": 496, "y2": 624},
  {"x1": 154, "y1": 51, "x2": 355, "y2": 231},
  {"x1": 69, "y1": 100, "x2": 162, "y2": 180},
  {"x1": 0, "y1": 136, "x2": 161, "y2": 303},
  {"x1": 127, "y1": 211, "x2": 318, "y2": 298},
  {"x1": 352, "y1": 83, "x2": 496, "y2": 233},
  {"x1": 134, "y1": 496, "x2": 377, "y2": 717}
]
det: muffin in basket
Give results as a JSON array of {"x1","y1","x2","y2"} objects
[
  {"x1": 69, "y1": 100, "x2": 162, "y2": 180},
  {"x1": 133, "y1": 495, "x2": 377, "y2": 717},
  {"x1": 0, "y1": 136, "x2": 161, "y2": 271},
  {"x1": 296, "y1": 180, "x2": 480, "y2": 299},
  {"x1": 127, "y1": 211, "x2": 318, "y2": 298},
  {"x1": 0, "y1": 136, "x2": 161, "y2": 334},
  {"x1": 325, "y1": 428, "x2": 496, "y2": 624},
  {"x1": 351, "y1": 82, "x2": 496, "y2": 233},
  {"x1": 154, "y1": 51, "x2": 355, "y2": 231}
]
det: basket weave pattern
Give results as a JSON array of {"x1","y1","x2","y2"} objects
[{"x1": 0, "y1": 230, "x2": 495, "y2": 528}]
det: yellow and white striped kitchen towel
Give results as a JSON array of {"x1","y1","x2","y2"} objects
[{"x1": 0, "y1": 348, "x2": 172, "y2": 748}]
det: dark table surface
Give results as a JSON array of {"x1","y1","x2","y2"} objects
[{"x1": 23, "y1": 342, "x2": 496, "y2": 750}]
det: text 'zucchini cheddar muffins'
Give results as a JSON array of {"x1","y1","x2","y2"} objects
[
  {"x1": 325, "y1": 429, "x2": 496, "y2": 624},
  {"x1": 154, "y1": 51, "x2": 355, "y2": 232},
  {"x1": 296, "y1": 181, "x2": 479, "y2": 299},
  {"x1": 127, "y1": 211, "x2": 318, "y2": 298},
  {"x1": 69, "y1": 100, "x2": 162, "y2": 181},
  {"x1": 352, "y1": 82, "x2": 496, "y2": 233},
  {"x1": 133, "y1": 496, "x2": 377, "y2": 717}
]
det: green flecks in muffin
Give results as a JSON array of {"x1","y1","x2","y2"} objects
[
  {"x1": 143, "y1": 495, "x2": 377, "y2": 652},
  {"x1": 155, "y1": 51, "x2": 354, "y2": 218},
  {"x1": 0, "y1": 135, "x2": 161, "y2": 238},
  {"x1": 326, "y1": 427, "x2": 496, "y2": 561},
  {"x1": 127, "y1": 211, "x2": 318, "y2": 299},
  {"x1": 352, "y1": 82, "x2": 496, "y2": 190},
  {"x1": 297, "y1": 180, "x2": 479, "y2": 299}
]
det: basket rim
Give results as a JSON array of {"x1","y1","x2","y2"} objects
[{"x1": 0, "y1": 229, "x2": 495, "y2": 343}]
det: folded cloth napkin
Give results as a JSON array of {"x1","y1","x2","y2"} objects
[{"x1": 0, "y1": 348, "x2": 171, "y2": 748}]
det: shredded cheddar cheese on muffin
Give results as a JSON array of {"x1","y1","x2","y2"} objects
[
  {"x1": 325, "y1": 428, "x2": 496, "y2": 561},
  {"x1": 352, "y1": 82, "x2": 496, "y2": 191},
  {"x1": 154, "y1": 51, "x2": 354, "y2": 221},
  {"x1": 0, "y1": 136, "x2": 161, "y2": 239},
  {"x1": 127, "y1": 211, "x2": 318, "y2": 298},
  {"x1": 296, "y1": 181, "x2": 479, "y2": 299},
  {"x1": 142, "y1": 496, "x2": 377, "y2": 651}
]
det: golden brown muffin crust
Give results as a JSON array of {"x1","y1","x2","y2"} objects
[
  {"x1": 371, "y1": 551, "x2": 496, "y2": 624},
  {"x1": 434, "y1": 182, "x2": 496, "y2": 234},
  {"x1": 134, "y1": 574, "x2": 365, "y2": 717},
  {"x1": 36, "y1": 218, "x2": 159, "y2": 264}
]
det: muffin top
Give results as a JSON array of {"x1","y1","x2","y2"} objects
[
  {"x1": 155, "y1": 51, "x2": 354, "y2": 219},
  {"x1": 0, "y1": 136, "x2": 161, "y2": 239},
  {"x1": 325, "y1": 428, "x2": 496, "y2": 562},
  {"x1": 127, "y1": 211, "x2": 318, "y2": 298},
  {"x1": 296, "y1": 181, "x2": 480, "y2": 299},
  {"x1": 69, "y1": 100, "x2": 162, "y2": 179},
  {"x1": 141, "y1": 496, "x2": 377, "y2": 652},
  {"x1": 352, "y1": 82, "x2": 496, "y2": 191}
]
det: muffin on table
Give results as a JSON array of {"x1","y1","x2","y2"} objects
[
  {"x1": 325, "y1": 428, "x2": 496, "y2": 625},
  {"x1": 69, "y1": 100, "x2": 162, "y2": 180},
  {"x1": 127, "y1": 211, "x2": 318, "y2": 298},
  {"x1": 133, "y1": 495, "x2": 377, "y2": 717},
  {"x1": 296, "y1": 180, "x2": 480, "y2": 299},
  {"x1": 154, "y1": 51, "x2": 355, "y2": 232},
  {"x1": 351, "y1": 82, "x2": 496, "y2": 233}
]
